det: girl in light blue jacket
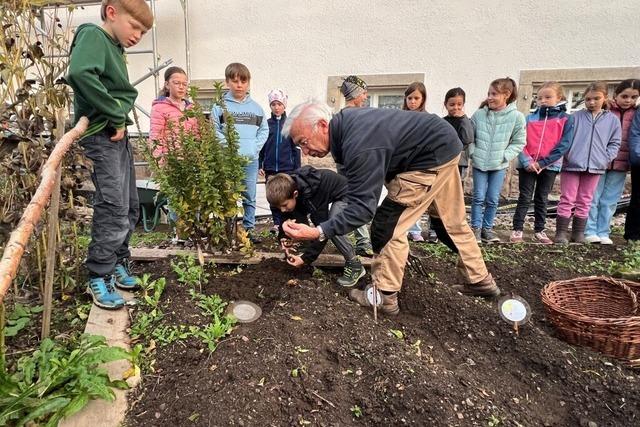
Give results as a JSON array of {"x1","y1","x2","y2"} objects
[{"x1": 470, "y1": 78, "x2": 526, "y2": 243}]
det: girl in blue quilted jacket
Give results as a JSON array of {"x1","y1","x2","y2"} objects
[{"x1": 470, "y1": 78, "x2": 526, "y2": 243}]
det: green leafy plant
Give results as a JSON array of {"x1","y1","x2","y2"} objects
[
  {"x1": 0, "y1": 334, "x2": 130, "y2": 426},
  {"x1": 145, "y1": 82, "x2": 249, "y2": 252},
  {"x1": 172, "y1": 254, "x2": 209, "y2": 292},
  {"x1": 610, "y1": 242, "x2": 640, "y2": 279},
  {"x1": 130, "y1": 311, "x2": 164, "y2": 342},
  {"x1": 290, "y1": 365, "x2": 307, "y2": 378},
  {"x1": 389, "y1": 329, "x2": 404, "y2": 340},
  {"x1": 417, "y1": 242, "x2": 455, "y2": 261},
  {"x1": 4, "y1": 303, "x2": 43, "y2": 337},
  {"x1": 195, "y1": 293, "x2": 225, "y2": 317},
  {"x1": 350, "y1": 405, "x2": 363, "y2": 418},
  {"x1": 129, "y1": 275, "x2": 166, "y2": 342},
  {"x1": 189, "y1": 291, "x2": 236, "y2": 351},
  {"x1": 189, "y1": 315, "x2": 235, "y2": 352},
  {"x1": 151, "y1": 325, "x2": 190, "y2": 346},
  {"x1": 138, "y1": 274, "x2": 166, "y2": 310},
  {"x1": 294, "y1": 346, "x2": 309, "y2": 354},
  {"x1": 487, "y1": 414, "x2": 502, "y2": 426}
]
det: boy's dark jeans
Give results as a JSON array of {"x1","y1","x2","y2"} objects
[
  {"x1": 625, "y1": 165, "x2": 640, "y2": 241},
  {"x1": 82, "y1": 131, "x2": 139, "y2": 277},
  {"x1": 512, "y1": 169, "x2": 557, "y2": 232}
]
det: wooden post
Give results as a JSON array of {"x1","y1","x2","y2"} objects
[{"x1": 41, "y1": 108, "x2": 66, "y2": 339}]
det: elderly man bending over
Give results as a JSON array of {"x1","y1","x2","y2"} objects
[{"x1": 281, "y1": 101, "x2": 500, "y2": 315}]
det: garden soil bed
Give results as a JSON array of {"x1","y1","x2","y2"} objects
[{"x1": 125, "y1": 243, "x2": 639, "y2": 427}]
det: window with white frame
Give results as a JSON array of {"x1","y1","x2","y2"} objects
[{"x1": 363, "y1": 89, "x2": 405, "y2": 109}]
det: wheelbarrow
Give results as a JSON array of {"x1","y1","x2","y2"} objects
[{"x1": 136, "y1": 179, "x2": 168, "y2": 232}]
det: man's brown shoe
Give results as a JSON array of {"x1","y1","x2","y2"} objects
[
  {"x1": 453, "y1": 273, "x2": 501, "y2": 298},
  {"x1": 348, "y1": 287, "x2": 400, "y2": 315}
]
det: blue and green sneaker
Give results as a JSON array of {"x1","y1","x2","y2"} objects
[
  {"x1": 87, "y1": 275, "x2": 125, "y2": 309},
  {"x1": 115, "y1": 259, "x2": 139, "y2": 290}
]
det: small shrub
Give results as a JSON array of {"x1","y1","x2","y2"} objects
[{"x1": 145, "y1": 83, "x2": 249, "y2": 252}]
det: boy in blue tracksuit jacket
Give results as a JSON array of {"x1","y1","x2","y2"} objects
[
  {"x1": 259, "y1": 89, "x2": 301, "y2": 231},
  {"x1": 212, "y1": 63, "x2": 269, "y2": 242}
]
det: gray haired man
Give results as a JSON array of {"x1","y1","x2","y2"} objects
[{"x1": 280, "y1": 101, "x2": 500, "y2": 315}]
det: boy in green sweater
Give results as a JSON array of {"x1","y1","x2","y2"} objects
[{"x1": 67, "y1": 0, "x2": 153, "y2": 309}]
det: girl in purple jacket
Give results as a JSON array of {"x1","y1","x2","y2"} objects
[
  {"x1": 554, "y1": 82, "x2": 622, "y2": 244},
  {"x1": 585, "y1": 79, "x2": 640, "y2": 244}
]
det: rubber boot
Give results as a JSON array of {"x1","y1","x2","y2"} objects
[
  {"x1": 554, "y1": 215, "x2": 571, "y2": 244},
  {"x1": 571, "y1": 216, "x2": 587, "y2": 244}
]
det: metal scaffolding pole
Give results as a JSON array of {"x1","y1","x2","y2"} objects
[
  {"x1": 149, "y1": 0, "x2": 160, "y2": 94},
  {"x1": 181, "y1": 0, "x2": 191, "y2": 77}
]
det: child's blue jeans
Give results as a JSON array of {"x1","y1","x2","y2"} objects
[
  {"x1": 81, "y1": 130, "x2": 139, "y2": 277},
  {"x1": 585, "y1": 170, "x2": 627, "y2": 238},
  {"x1": 242, "y1": 158, "x2": 259, "y2": 230},
  {"x1": 471, "y1": 168, "x2": 507, "y2": 229}
]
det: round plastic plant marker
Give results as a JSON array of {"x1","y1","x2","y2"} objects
[
  {"x1": 498, "y1": 294, "x2": 531, "y2": 325},
  {"x1": 228, "y1": 301, "x2": 262, "y2": 323},
  {"x1": 365, "y1": 285, "x2": 383, "y2": 307}
]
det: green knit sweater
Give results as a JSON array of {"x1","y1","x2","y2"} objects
[{"x1": 67, "y1": 24, "x2": 137, "y2": 138}]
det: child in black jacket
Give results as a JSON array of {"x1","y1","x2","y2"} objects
[
  {"x1": 266, "y1": 166, "x2": 364, "y2": 288},
  {"x1": 259, "y1": 89, "x2": 301, "y2": 233}
]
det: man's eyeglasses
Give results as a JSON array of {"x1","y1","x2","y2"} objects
[{"x1": 294, "y1": 138, "x2": 309, "y2": 147}]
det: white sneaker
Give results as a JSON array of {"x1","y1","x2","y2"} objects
[
  {"x1": 599, "y1": 236, "x2": 613, "y2": 245},
  {"x1": 584, "y1": 235, "x2": 601, "y2": 244}
]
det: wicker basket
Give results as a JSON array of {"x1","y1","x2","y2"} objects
[{"x1": 541, "y1": 276, "x2": 640, "y2": 365}]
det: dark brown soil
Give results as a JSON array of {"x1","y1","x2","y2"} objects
[{"x1": 125, "y1": 243, "x2": 639, "y2": 427}]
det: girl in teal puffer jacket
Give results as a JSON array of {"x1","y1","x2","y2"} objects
[{"x1": 470, "y1": 78, "x2": 526, "y2": 243}]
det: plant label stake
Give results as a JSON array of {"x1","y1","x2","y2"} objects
[
  {"x1": 498, "y1": 293, "x2": 531, "y2": 335},
  {"x1": 365, "y1": 284, "x2": 383, "y2": 322}
]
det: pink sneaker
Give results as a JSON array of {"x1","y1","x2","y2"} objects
[
  {"x1": 408, "y1": 232, "x2": 425, "y2": 242},
  {"x1": 510, "y1": 230, "x2": 523, "y2": 243},
  {"x1": 533, "y1": 231, "x2": 553, "y2": 245}
]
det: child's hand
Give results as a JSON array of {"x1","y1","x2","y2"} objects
[
  {"x1": 280, "y1": 238, "x2": 292, "y2": 251},
  {"x1": 526, "y1": 162, "x2": 541, "y2": 174},
  {"x1": 258, "y1": 169, "x2": 265, "y2": 178},
  {"x1": 286, "y1": 254, "x2": 304, "y2": 267},
  {"x1": 110, "y1": 128, "x2": 125, "y2": 142}
]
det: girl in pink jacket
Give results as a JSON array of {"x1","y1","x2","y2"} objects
[{"x1": 149, "y1": 66, "x2": 198, "y2": 159}]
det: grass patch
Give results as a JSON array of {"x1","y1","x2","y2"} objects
[
  {"x1": 416, "y1": 242, "x2": 456, "y2": 262},
  {"x1": 130, "y1": 230, "x2": 170, "y2": 247}
]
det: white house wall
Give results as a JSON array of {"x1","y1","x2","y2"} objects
[{"x1": 68, "y1": 0, "x2": 640, "y2": 131}]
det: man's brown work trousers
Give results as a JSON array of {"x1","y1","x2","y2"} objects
[{"x1": 370, "y1": 155, "x2": 488, "y2": 293}]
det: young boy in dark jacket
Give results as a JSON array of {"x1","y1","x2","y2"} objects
[
  {"x1": 67, "y1": 0, "x2": 153, "y2": 309},
  {"x1": 259, "y1": 89, "x2": 301, "y2": 232},
  {"x1": 266, "y1": 166, "x2": 364, "y2": 288}
]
